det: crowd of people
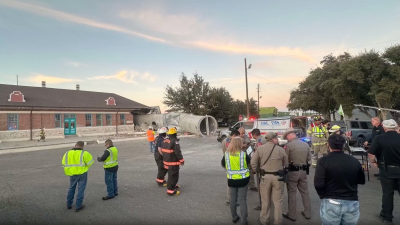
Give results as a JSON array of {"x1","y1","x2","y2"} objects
[
  {"x1": 221, "y1": 117, "x2": 399, "y2": 225},
  {"x1": 59, "y1": 116, "x2": 399, "y2": 224}
]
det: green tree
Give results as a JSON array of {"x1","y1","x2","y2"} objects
[
  {"x1": 163, "y1": 72, "x2": 211, "y2": 115},
  {"x1": 206, "y1": 87, "x2": 233, "y2": 122}
]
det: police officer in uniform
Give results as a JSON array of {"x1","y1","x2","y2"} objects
[
  {"x1": 222, "y1": 130, "x2": 240, "y2": 204},
  {"x1": 97, "y1": 139, "x2": 119, "y2": 200},
  {"x1": 368, "y1": 119, "x2": 400, "y2": 224},
  {"x1": 239, "y1": 127, "x2": 257, "y2": 191},
  {"x1": 251, "y1": 132, "x2": 288, "y2": 225},
  {"x1": 307, "y1": 116, "x2": 328, "y2": 167},
  {"x1": 162, "y1": 127, "x2": 185, "y2": 196},
  {"x1": 282, "y1": 128, "x2": 312, "y2": 221},
  {"x1": 251, "y1": 128, "x2": 267, "y2": 210},
  {"x1": 155, "y1": 127, "x2": 168, "y2": 187}
]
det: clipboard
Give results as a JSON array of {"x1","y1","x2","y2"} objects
[{"x1": 246, "y1": 146, "x2": 253, "y2": 156}]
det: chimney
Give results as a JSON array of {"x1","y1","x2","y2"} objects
[
  {"x1": 42, "y1": 81, "x2": 46, "y2": 88},
  {"x1": 76, "y1": 84, "x2": 80, "y2": 90}
]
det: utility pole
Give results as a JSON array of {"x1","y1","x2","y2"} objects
[
  {"x1": 245, "y1": 58, "x2": 250, "y2": 118},
  {"x1": 17, "y1": 74, "x2": 18, "y2": 86},
  {"x1": 257, "y1": 83, "x2": 260, "y2": 115}
]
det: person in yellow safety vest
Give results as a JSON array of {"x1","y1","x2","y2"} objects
[
  {"x1": 221, "y1": 137, "x2": 251, "y2": 225},
  {"x1": 97, "y1": 139, "x2": 119, "y2": 200},
  {"x1": 307, "y1": 116, "x2": 329, "y2": 167},
  {"x1": 62, "y1": 141, "x2": 94, "y2": 212}
]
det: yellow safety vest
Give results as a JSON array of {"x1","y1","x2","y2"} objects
[
  {"x1": 312, "y1": 126, "x2": 327, "y2": 138},
  {"x1": 62, "y1": 149, "x2": 94, "y2": 176},
  {"x1": 104, "y1": 146, "x2": 118, "y2": 168},
  {"x1": 225, "y1": 151, "x2": 250, "y2": 180}
]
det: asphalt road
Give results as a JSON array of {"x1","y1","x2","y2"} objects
[{"x1": 0, "y1": 137, "x2": 398, "y2": 225}]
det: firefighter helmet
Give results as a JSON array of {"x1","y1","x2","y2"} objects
[{"x1": 158, "y1": 127, "x2": 168, "y2": 134}]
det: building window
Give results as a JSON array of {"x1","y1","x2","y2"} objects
[
  {"x1": 120, "y1": 114, "x2": 125, "y2": 125},
  {"x1": 106, "y1": 114, "x2": 112, "y2": 126},
  {"x1": 55, "y1": 114, "x2": 61, "y2": 128},
  {"x1": 96, "y1": 114, "x2": 102, "y2": 126},
  {"x1": 85, "y1": 114, "x2": 92, "y2": 126},
  {"x1": 64, "y1": 114, "x2": 76, "y2": 118},
  {"x1": 7, "y1": 114, "x2": 18, "y2": 130}
]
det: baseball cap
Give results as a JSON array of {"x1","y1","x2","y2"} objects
[
  {"x1": 265, "y1": 132, "x2": 277, "y2": 140},
  {"x1": 382, "y1": 119, "x2": 398, "y2": 129}
]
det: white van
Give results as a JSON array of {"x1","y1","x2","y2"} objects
[{"x1": 217, "y1": 116, "x2": 310, "y2": 146}]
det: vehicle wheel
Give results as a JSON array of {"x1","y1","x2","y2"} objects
[{"x1": 355, "y1": 137, "x2": 365, "y2": 147}]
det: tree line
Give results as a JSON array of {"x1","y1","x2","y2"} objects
[
  {"x1": 287, "y1": 44, "x2": 400, "y2": 120},
  {"x1": 163, "y1": 73, "x2": 258, "y2": 123}
]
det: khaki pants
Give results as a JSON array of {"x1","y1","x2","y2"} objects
[
  {"x1": 286, "y1": 171, "x2": 311, "y2": 219},
  {"x1": 259, "y1": 174, "x2": 284, "y2": 225},
  {"x1": 311, "y1": 144, "x2": 328, "y2": 166},
  {"x1": 249, "y1": 169, "x2": 256, "y2": 188}
]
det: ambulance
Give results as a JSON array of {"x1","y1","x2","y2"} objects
[{"x1": 217, "y1": 116, "x2": 311, "y2": 146}]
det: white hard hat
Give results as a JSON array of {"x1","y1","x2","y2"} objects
[
  {"x1": 158, "y1": 127, "x2": 168, "y2": 134},
  {"x1": 149, "y1": 126, "x2": 153, "y2": 129}
]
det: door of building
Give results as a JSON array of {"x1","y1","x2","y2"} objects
[{"x1": 64, "y1": 114, "x2": 77, "y2": 135}]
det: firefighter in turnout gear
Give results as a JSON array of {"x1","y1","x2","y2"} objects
[
  {"x1": 307, "y1": 116, "x2": 329, "y2": 167},
  {"x1": 155, "y1": 127, "x2": 169, "y2": 187},
  {"x1": 161, "y1": 127, "x2": 184, "y2": 196}
]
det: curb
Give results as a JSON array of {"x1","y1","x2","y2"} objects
[{"x1": 0, "y1": 135, "x2": 197, "y2": 155}]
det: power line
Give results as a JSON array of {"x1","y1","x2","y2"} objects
[{"x1": 247, "y1": 38, "x2": 400, "y2": 60}]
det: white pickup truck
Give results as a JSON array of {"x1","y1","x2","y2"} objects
[{"x1": 217, "y1": 116, "x2": 310, "y2": 146}]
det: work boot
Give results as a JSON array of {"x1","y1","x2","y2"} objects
[
  {"x1": 102, "y1": 196, "x2": 114, "y2": 200},
  {"x1": 282, "y1": 213, "x2": 296, "y2": 221},
  {"x1": 75, "y1": 205, "x2": 85, "y2": 212},
  {"x1": 175, "y1": 184, "x2": 180, "y2": 189},
  {"x1": 249, "y1": 187, "x2": 258, "y2": 192},
  {"x1": 375, "y1": 215, "x2": 393, "y2": 224},
  {"x1": 169, "y1": 190, "x2": 180, "y2": 196}
]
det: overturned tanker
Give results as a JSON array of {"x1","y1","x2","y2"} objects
[{"x1": 134, "y1": 113, "x2": 218, "y2": 136}]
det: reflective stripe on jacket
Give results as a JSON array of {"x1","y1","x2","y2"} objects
[
  {"x1": 62, "y1": 149, "x2": 94, "y2": 176},
  {"x1": 161, "y1": 137, "x2": 185, "y2": 166},
  {"x1": 225, "y1": 151, "x2": 250, "y2": 179},
  {"x1": 104, "y1": 146, "x2": 118, "y2": 168}
]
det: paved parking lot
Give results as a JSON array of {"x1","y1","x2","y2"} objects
[{"x1": 0, "y1": 136, "x2": 398, "y2": 225}]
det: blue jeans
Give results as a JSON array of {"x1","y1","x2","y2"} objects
[
  {"x1": 105, "y1": 170, "x2": 118, "y2": 197},
  {"x1": 149, "y1": 141, "x2": 155, "y2": 153},
  {"x1": 67, "y1": 172, "x2": 87, "y2": 209},
  {"x1": 320, "y1": 199, "x2": 360, "y2": 225}
]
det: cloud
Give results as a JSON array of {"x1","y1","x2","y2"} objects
[
  {"x1": 0, "y1": 0, "x2": 166, "y2": 43},
  {"x1": 29, "y1": 73, "x2": 82, "y2": 84},
  {"x1": 120, "y1": 9, "x2": 207, "y2": 36},
  {"x1": 187, "y1": 41, "x2": 316, "y2": 62},
  {"x1": 64, "y1": 61, "x2": 88, "y2": 67},
  {"x1": 0, "y1": 0, "x2": 315, "y2": 62},
  {"x1": 88, "y1": 70, "x2": 157, "y2": 84}
]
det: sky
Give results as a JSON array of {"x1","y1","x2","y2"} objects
[{"x1": 1, "y1": 0, "x2": 400, "y2": 113}]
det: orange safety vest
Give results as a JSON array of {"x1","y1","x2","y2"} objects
[{"x1": 147, "y1": 130, "x2": 155, "y2": 142}]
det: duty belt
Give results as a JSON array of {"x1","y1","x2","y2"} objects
[
  {"x1": 289, "y1": 165, "x2": 308, "y2": 171},
  {"x1": 260, "y1": 170, "x2": 279, "y2": 176}
]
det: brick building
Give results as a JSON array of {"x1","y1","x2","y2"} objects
[{"x1": 0, "y1": 83, "x2": 150, "y2": 142}]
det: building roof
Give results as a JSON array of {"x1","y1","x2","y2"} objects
[{"x1": 0, "y1": 84, "x2": 149, "y2": 111}]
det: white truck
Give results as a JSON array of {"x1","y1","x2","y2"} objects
[{"x1": 217, "y1": 116, "x2": 311, "y2": 146}]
